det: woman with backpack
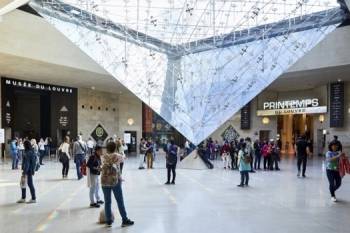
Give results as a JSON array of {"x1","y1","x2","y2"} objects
[
  {"x1": 237, "y1": 142, "x2": 251, "y2": 187},
  {"x1": 59, "y1": 136, "x2": 71, "y2": 179},
  {"x1": 87, "y1": 145, "x2": 103, "y2": 208},
  {"x1": 17, "y1": 140, "x2": 37, "y2": 204},
  {"x1": 101, "y1": 141, "x2": 134, "y2": 228},
  {"x1": 165, "y1": 140, "x2": 178, "y2": 184}
]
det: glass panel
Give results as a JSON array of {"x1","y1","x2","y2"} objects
[{"x1": 29, "y1": 0, "x2": 346, "y2": 144}]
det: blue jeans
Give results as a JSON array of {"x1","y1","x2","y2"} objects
[
  {"x1": 102, "y1": 182, "x2": 128, "y2": 223},
  {"x1": 75, "y1": 154, "x2": 85, "y2": 179},
  {"x1": 21, "y1": 174, "x2": 36, "y2": 200},
  {"x1": 11, "y1": 152, "x2": 18, "y2": 169},
  {"x1": 89, "y1": 174, "x2": 101, "y2": 204}
]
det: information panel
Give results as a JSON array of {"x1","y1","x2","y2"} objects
[{"x1": 330, "y1": 82, "x2": 344, "y2": 128}]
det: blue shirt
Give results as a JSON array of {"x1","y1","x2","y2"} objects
[{"x1": 325, "y1": 151, "x2": 340, "y2": 171}]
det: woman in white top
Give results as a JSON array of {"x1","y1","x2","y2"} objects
[
  {"x1": 59, "y1": 136, "x2": 71, "y2": 179},
  {"x1": 18, "y1": 138, "x2": 25, "y2": 161},
  {"x1": 38, "y1": 138, "x2": 45, "y2": 165}
]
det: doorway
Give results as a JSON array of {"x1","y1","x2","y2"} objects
[
  {"x1": 277, "y1": 114, "x2": 314, "y2": 155},
  {"x1": 12, "y1": 90, "x2": 51, "y2": 139}
]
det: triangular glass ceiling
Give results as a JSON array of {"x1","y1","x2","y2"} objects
[{"x1": 30, "y1": 0, "x2": 348, "y2": 145}]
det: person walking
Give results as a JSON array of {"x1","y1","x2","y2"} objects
[
  {"x1": 101, "y1": 141, "x2": 134, "y2": 227},
  {"x1": 165, "y1": 140, "x2": 178, "y2": 184},
  {"x1": 269, "y1": 141, "x2": 280, "y2": 170},
  {"x1": 73, "y1": 135, "x2": 87, "y2": 180},
  {"x1": 18, "y1": 138, "x2": 25, "y2": 162},
  {"x1": 245, "y1": 137, "x2": 255, "y2": 173},
  {"x1": 295, "y1": 135, "x2": 309, "y2": 178},
  {"x1": 10, "y1": 138, "x2": 18, "y2": 170},
  {"x1": 17, "y1": 140, "x2": 37, "y2": 204},
  {"x1": 221, "y1": 141, "x2": 231, "y2": 169},
  {"x1": 325, "y1": 142, "x2": 344, "y2": 202},
  {"x1": 58, "y1": 136, "x2": 71, "y2": 179},
  {"x1": 138, "y1": 138, "x2": 147, "y2": 169},
  {"x1": 116, "y1": 139, "x2": 126, "y2": 174},
  {"x1": 262, "y1": 141, "x2": 270, "y2": 170},
  {"x1": 146, "y1": 138, "x2": 154, "y2": 169},
  {"x1": 38, "y1": 138, "x2": 45, "y2": 165},
  {"x1": 253, "y1": 140, "x2": 262, "y2": 170},
  {"x1": 87, "y1": 145, "x2": 103, "y2": 208},
  {"x1": 237, "y1": 142, "x2": 251, "y2": 187}
]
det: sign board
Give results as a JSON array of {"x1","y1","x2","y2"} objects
[
  {"x1": 257, "y1": 106, "x2": 327, "y2": 116},
  {"x1": 0, "y1": 129, "x2": 4, "y2": 143},
  {"x1": 90, "y1": 124, "x2": 108, "y2": 143},
  {"x1": 330, "y1": 82, "x2": 344, "y2": 127},
  {"x1": 240, "y1": 103, "x2": 251, "y2": 130},
  {"x1": 258, "y1": 98, "x2": 327, "y2": 116},
  {"x1": 123, "y1": 133, "x2": 131, "y2": 144},
  {"x1": 221, "y1": 125, "x2": 240, "y2": 143}
]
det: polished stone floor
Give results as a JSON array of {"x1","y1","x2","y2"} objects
[{"x1": 0, "y1": 156, "x2": 349, "y2": 233}]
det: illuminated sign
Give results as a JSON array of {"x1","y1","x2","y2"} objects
[{"x1": 258, "y1": 98, "x2": 327, "y2": 116}]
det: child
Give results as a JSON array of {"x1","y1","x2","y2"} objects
[{"x1": 87, "y1": 145, "x2": 104, "y2": 207}]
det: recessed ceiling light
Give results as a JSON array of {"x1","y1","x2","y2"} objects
[
  {"x1": 337, "y1": 79, "x2": 342, "y2": 82},
  {"x1": 91, "y1": 86, "x2": 95, "y2": 90}
]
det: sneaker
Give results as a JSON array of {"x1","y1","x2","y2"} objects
[
  {"x1": 237, "y1": 184, "x2": 244, "y2": 187},
  {"x1": 90, "y1": 203, "x2": 100, "y2": 208},
  {"x1": 171, "y1": 181, "x2": 175, "y2": 185},
  {"x1": 138, "y1": 167, "x2": 145, "y2": 170},
  {"x1": 297, "y1": 171, "x2": 301, "y2": 177},
  {"x1": 121, "y1": 219, "x2": 134, "y2": 227},
  {"x1": 106, "y1": 221, "x2": 113, "y2": 227},
  {"x1": 97, "y1": 200, "x2": 104, "y2": 204},
  {"x1": 17, "y1": 199, "x2": 26, "y2": 203},
  {"x1": 165, "y1": 181, "x2": 171, "y2": 185},
  {"x1": 27, "y1": 199, "x2": 36, "y2": 204},
  {"x1": 331, "y1": 197, "x2": 337, "y2": 202},
  {"x1": 302, "y1": 175, "x2": 306, "y2": 178}
]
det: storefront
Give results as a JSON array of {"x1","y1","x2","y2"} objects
[
  {"x1": 1, "y1": 77, "x2": 78, "y2": 147},
  {"x1": 257, "y1": 98, "x2": 327, "y2": 154}
]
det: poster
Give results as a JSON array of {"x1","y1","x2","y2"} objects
[{"x1": 124, "y1": 133, "x2": 131, "y2": 144}]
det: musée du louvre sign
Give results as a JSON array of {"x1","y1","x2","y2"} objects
[
  {"x1": 4, "y1": 78, "x2": 74, "y2": 94},
  {"x1": 257, "y1": 98, "x2": 327, "y2": 116}
]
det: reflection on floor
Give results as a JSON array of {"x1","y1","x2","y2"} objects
[{"x1": 0, "y1": 156, "x2": 349, "y2": 233}]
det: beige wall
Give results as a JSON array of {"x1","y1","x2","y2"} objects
[
  {"x1": 78, "y1": 88, "x2": 119, "y2": 141},
  {"x1": 77, "y1": 89, "x2": 142, "y2": 145}
]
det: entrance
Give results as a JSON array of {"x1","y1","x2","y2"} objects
[
  {"x1": 12, "y1": 89, "x2": 51, "y2": 139},
  {"x1": 277, "y1": 114, "x2": 314, "y2": 155}
]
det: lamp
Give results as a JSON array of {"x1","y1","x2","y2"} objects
[
  {"x1": 262, "y1": 117, "x2": 270, "y2": 125},
  {"x1": 127, "y1": 118, "x2": 134, "y2": 126},
  {"x1": 319, "y1": 114, "x2": 325, "y2": 123}
]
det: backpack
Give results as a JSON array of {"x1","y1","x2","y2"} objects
[
  {"x1": 243, "y1": 152, "x2": 252, "y2": 164},
  {"x1": 101, "y1": 153, "x2": 120, "y2": 187}
]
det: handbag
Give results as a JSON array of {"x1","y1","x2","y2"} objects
[
  {"x1": 20, "y1": 175, "x2": 27, "y2": 189},
  {"x1": 80, "y1": 160, "x2": 87, "y2": 176}
]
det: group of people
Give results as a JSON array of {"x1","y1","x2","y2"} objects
[
  {"x1": 203, "y1": 137, "x2": 281, "y2": 172},
  {"x1": 9, "y1": 137, "x2": 52, "y2": 170},
  {"x1": 11, "y1": 132, "x2": 349, "y2": 229}
]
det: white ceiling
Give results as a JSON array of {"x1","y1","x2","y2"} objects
[
  {"x1": 269, "y1": 64, "x2": 350, "y2": 91},
  {"x1": 0, "y1": 52, "x2": 130, "y2": 94}
]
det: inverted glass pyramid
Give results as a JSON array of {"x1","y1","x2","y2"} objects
[{"x1": 30, "y1": 0, "x2": 347, "y2": 145}]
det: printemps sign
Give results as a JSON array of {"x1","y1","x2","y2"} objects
[{"x1": 257, "y1": 98, "x2": 327, "y2": 116}]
